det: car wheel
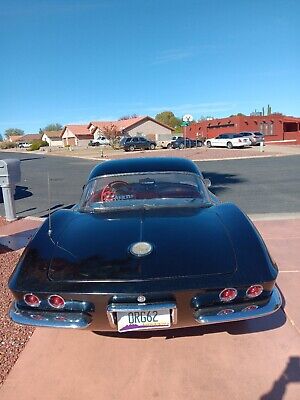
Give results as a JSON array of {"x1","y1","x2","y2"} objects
[
  {"x1": 206, "y1": 141, "x2": 212, "y2": 148},
  {"x1": 227, "y1": 142, "x2": 233, "y2": 149},
  {"x1": 197, "y1": 141, "x2": 203, "y2": 147},
  {"x1": 150, "y1": 144, "x2": 155, "y2": 150},
  {"x1": 167, "y1": 143, "x2": 172, "y2": 149},
  {"x1": 179, "y1": 143, "x2": 184, "y2": 149},
  {"x1": 129, "y1": 145, "x2": 135, "y2": 151}
]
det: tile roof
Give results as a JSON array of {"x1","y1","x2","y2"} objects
[
  {"x1": 9, "y1": 135, "x2": 23, "y2": 142},
  {"x1": 89, "y1": 116, "x2": 175, "y2": 132},
  {"x1": 90, "y1": 116, "x2": 146, "y2": 131},
  {"x1": 18, "y1": 134, "x2": 42, "y2": 142},
  {"x1": 42, "y1": 130, "x2": 62, "y2": 139},
  {"x1": 63, "y1": 125, "x2": 93, "y2": 137}
]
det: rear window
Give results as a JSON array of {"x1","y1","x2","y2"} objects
[{"x1": 79, "y1": 172, "x2": 210, "y2": 212}]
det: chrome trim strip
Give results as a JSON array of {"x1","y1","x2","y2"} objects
[
  {"x1": 194, "y1": 287, "x2": 282, "y2": 325},
  {"x1": 107, "y1": 302, "x2": 177, "y2": 328},
  {"x1": 9, "y1": 302, "x2": 92, "y2": 329}
]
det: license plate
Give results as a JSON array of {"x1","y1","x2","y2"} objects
[{"x1": 117, "y1": 309, "x2": 171, "y2": 333}]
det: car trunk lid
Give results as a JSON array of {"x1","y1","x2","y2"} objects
[{"x1": 48, "y1": 207, "x2": 237, "y2": 282}]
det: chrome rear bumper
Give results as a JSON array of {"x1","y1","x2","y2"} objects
[
  {"x1": 194, "y1": 287, "x2": 282, "y2": 325},
  {"x1": 9, "y1": 288, "x2": 281, "y2": 330},
  {"x1": 9, "y1": 302, "x2": 92, "y2": 329}
]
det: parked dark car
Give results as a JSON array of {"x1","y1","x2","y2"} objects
[
  {"x1": 169, "y1": 137, "x2": 204, "y2": 149},
  {"x1": 8, "y1": 158, "x2": 281, "y2": 333},
  {"x1": 123, "y1": 136, "x2": 156, "y2": 152}
]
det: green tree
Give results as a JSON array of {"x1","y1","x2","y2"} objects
[
  {"x1": 42, "y1": 123, "x2": 63, "y2": 131},
  {"x1": 4, "y1": 128, "x2": 24, "y2": 138},
  {"x1": 155, "y1": 111, "x2": 182, "y2": 132},
  {"x1": 118, "y1": 114, "x2": 139, "y2": 120}
]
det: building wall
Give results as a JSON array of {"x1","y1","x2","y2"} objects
[
  {"x1": 76, "y1": 139, "x2": 91, "y2": 147},
  {"x1": 126, "y1": 120, "x2": 173, "y2": 140},
  {"x1": 188, "y1": 115, "x2": 300, "y2": 144},
  {"x1": 42, "y1": 134, "x2": 63, "y2": 147},
  {"x1": 61, "y1": 128, "x2": 76, "y2": 146}
]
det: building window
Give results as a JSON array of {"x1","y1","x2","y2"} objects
[{"x1": 283, "y1": 122, "x2": 298, "y2": 132}]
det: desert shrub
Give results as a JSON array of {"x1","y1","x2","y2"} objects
[
  {"x1": 29, "y1": 140, "x2": 49, "y2": 151},
  {"x1": 0, "y1": 141, "x2": 18, "y2": 149}
]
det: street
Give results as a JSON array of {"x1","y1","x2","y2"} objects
[{"x1": 1, "y1": 152, "x2": 300, "y2": 217}]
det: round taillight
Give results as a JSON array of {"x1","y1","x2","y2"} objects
[
  {"x1": 219, "y1": 288, "x2": 237, "y2": 302},
  {"x1": 48, "y1": 295, "x2": 65, "y2": 309},
  {"x1": 246, "y1": 285, "x2": 263, "y2": 298},
  {"x1": 24, "y1": 293, "x2": 40, "y2": 307}
]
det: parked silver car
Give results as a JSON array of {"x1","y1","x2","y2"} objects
[{"x1": 239, "y1": 132, "x2": 265, "y2": 145}]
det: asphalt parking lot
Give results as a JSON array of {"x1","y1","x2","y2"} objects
[{"x1": 1, "y1": 152, "x2": 300, "y2": 217}]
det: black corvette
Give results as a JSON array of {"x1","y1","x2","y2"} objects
[{"x1": 8, "y1": 157, "x2": 281, "y2": 333}]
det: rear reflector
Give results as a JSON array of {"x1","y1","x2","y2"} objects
[
  {"x1": 48, "y1": 295, "x2": 65, "y2": 309},
  {"x1": 242, "y1": 305, "x2": 259, "y2": 312},
  {"x1": 24, "y1": 293, "x2": 40, "y2": 307},
  {"x1": 246, "y1": 285, "x2": 263, "y2": 298},
  {"x1": 219, "y1": 288, "x2": 237, "y2": 302},
  {"x1": 217, "y1": 309, "x2": 234, "y2": 316}
]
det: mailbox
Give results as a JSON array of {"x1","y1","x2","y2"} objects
[
  {"x1": 0, "y1": 159, "x2": 21, "y2": 187},
  {"x1": 0, "y1": 159, "x2": 21, "y2": 221}
]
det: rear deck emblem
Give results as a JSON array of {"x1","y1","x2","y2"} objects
[{"x1": 129, "y1": 242, "x2": 153, "y2": 257}]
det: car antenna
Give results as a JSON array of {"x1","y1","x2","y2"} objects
[{"x1": 47, "y1": 172, "x2": 52, "y2": 238}]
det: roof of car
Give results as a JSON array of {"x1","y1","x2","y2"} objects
[{"x1": 88, "y1": 158, "x2": 201, "y2": 180}]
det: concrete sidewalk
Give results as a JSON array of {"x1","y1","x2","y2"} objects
[
  {"x1": 0, "y1": 217, "x2": 299, "y2": 400},
  {"x1": 0, "y1": 217, "x2": 44, "y2": 250}
]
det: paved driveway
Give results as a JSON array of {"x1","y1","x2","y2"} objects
[{"x1": 0, "y1": 217, "x2": 299, "y2": 400}]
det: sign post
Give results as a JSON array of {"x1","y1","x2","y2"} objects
[{"x1": 181, "y1": 114, "x2": 194, "y2": 148}]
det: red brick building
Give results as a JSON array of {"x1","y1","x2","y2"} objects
[{"x1": 187, "y1": 114, "x2": 300, "y2": 144}]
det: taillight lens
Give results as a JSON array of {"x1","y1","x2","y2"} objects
[
  {"x1": 48, "y1": 295, "x2": 65, "y2": 309},
  {"x1": 24, "y1": 293, "x2": 40, "y2": 307},
  {"x1": 219, "y1": 288, "x2": 237, "y2": 302},
  {"x1": 246, "y1": 285, "x2": 263, "y2": 298}
]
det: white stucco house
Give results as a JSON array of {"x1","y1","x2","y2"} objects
[{"x1": 41, "y1": 131, "x2": 63, "y2": 147}]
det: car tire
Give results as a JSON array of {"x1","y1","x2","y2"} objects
[
  {"x1": 227, "y1": 142, "x2": 233, "y2": 149},
  {"x1": 197, "y1": 141, "x2": 203, "y2": 147},
  {"x1": 206, "y1": 141, "x2": 212, "y2": 148},
  {"x1": 167, "y1": 143, "x2": 172, "y2": 149},
  {"x1": 149, "y1": 144, "x2": 155, "y2": 150},
  {"x1": 179, "y1": 143, "x2": 184, "y2": 149},
  {"x1": 129, "y1": 145, "x2": 135, "y2": 151}
]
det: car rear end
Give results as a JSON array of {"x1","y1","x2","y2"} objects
[
  {"x1": 232, "y1": 134, "x2": 252, "y2": 147},
  {"x1": 252, "y1": 132, "x2": 265, "y2": 145},
  {"x1": 8, "y1": 202, "x2": 281, "y2": 332}
]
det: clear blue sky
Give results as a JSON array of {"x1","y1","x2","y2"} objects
[{"x1": 0, "y1": 0, "x2": 299, "y2": 134}]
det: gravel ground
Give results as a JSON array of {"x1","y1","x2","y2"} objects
[{"x1": 0, "y1": 217, "x2": 35, "y2": 386}]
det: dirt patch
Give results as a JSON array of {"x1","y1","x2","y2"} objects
[{"x1": 0, "y1": 217, "x2": 35, "y2": 386}]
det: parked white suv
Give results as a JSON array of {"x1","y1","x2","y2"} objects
[
  {"x1": 205, "y1": 134, "x2": 251, "y2": 149},
  {"x1": 90, "y1": 136, "x2": 110, "y2": 146}
]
